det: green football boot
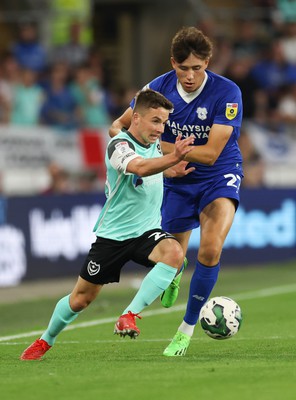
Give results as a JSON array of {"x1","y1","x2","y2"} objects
[
  {"x1": 160, "y1": 257, "x2": 188, "y2": 308},
  {"x1": 163, "y1": 331, "x2": 191, "y2": 357}
]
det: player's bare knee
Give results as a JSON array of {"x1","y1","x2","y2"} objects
[
  {"x1": 199, "y1": 244, "x2": 222, "y2": 266},
  {"x1": 150, "y1": 238, "x2": 184, "y2": 268},
  {"x1": 70, "y1": 293, "x2": 94, "y2": 312},
  {"x1": 199, "y1": 252, "x2": 220, "y2": 265},
  {"x1": 165, "y1": 241, "x2": 184, "y2": 269}
]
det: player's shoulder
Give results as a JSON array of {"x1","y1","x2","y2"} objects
[
  {"x1": 149, "y1": 70, "x2": 177, "y2": 91},
  {"x1": 207, "y1": 70, "x2": 241, "y2": 93},
  {"x1": 108, "y1": 130, "x2": 135, "y2": 157}
]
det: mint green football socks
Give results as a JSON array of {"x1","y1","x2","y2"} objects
[
  {"x1": 41, "y1": 294, "x2": 80, "y2": 346},
  {"x1": 122, "y1": 262, "x2": 177, "y2": 314}
]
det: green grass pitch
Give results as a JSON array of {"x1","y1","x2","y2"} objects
[{"x1": 1, "y1": 261, "x2": 296, "y2": 400}]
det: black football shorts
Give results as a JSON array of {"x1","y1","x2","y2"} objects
[{"x1": 80, "y1": 228, "x2": 177, "y2": 284}]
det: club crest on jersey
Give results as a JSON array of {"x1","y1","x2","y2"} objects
[
  {"x1": 196, "y1": 107, "x2": 208, "y2": 120},
  {"x1": 87, "y1": 260, "x2": 100, "y2": 276},
  {"x1": 156, "y1": 142, "x2": 162, "y2": 154},
  {"x1": 226, "y1": 103, "x2": 238, "y2": 120}
]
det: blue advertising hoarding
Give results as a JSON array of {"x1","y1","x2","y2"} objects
[
  {"x1": 188, "y1": 189, "x2": 296, "y2": 264},
  {"x1": 0, "y1": 189, "x2": 295, "y2": 286}
]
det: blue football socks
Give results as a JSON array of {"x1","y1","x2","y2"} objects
[
  {"x1": 122, "y1": 262, "x2": 177, "y2": 314},
  {"x1": 183, "y1": 261, "x2": 220, "y2": 326},
  {"x1": 41, "y1": 294, "x2": 80, "y2": 346}
]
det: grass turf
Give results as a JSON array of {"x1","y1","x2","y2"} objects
[{"x1": 1, "y1": 261, "x2": 296, "y2": 400}]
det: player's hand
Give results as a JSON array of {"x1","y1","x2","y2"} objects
[
  {"x1": 164, "y1": 161, "x2": 195, "y2": 178},
  {"x1": 174, "y1": 134, "x2": 195, "y2": 160}
]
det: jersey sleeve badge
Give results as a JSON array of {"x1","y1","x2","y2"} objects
[
  {"x1": 115, "y1": 141, "x2": 130, "y2": 154},
  {"x1": 225, "y1": 103, "x2": 238, "y2": 120}
]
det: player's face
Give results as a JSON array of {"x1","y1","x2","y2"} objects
[
  {"x1": 134, "y1": 107, "x2": 169, "y2": 145},
  {"x1": 171, "y1": 53, "x2": 209, "y2": 93}
]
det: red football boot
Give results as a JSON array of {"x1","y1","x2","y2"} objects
[
  {"x1": 114, "y1": 311, "x2": 142, "y2": 339},
  {"x1": 20, "y1": 338, "x2": 51, "y2": 361}
]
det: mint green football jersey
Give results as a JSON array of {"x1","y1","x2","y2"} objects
[{"x1": 93, "y1": 130, "x2": 164, "y2": 240}]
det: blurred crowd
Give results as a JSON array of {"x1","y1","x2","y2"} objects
[
  {"x1": 0, "y1": 20, "x2": 136, "y2": 195},
  {"x1": 1, "y1": 1, "x2": 296, "y2": 193},
  {"x1": 0, "y1": 21, "x2": 134, "y2": 131},
  {"x1": 203, "y1": 1, "x2": 296, "y2": 188}
]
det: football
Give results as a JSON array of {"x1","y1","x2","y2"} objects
[{"x1": 199, "y1": 296, "x2": 242, "y2": 340}]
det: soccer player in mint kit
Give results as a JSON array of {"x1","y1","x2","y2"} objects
[
  {"x1": 20, "y1": 89, "x2": 195, "y2": 360},
  {"x1": 110, "y1": 27, "x2": 244, "y2": 356}
]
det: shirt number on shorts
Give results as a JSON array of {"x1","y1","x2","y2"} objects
[{"x1": 224, "y1": 173, "x2": 242, "y2": 193}]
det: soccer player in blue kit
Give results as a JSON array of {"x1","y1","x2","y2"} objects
[{"x1": 109, "y1": 26, "x2": 244, "y2": 356}]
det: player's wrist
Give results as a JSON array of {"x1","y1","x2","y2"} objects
[{"x1": 170, "y1": 152, "x2": 183, "y2": 164}]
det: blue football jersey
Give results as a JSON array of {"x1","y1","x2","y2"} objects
[{"x1": 131, "y1": 70, "x2": 243, "y2": 184}]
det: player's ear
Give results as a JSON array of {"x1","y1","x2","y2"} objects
[
  {"x1": 170, "y1": 57, "x2": 177, "y2": 69},
  {"x1": 133, "y1": 112, "x2": 140, "y2": 125},
  {"x1": 204, "y1": 58, "x2": 210, "y2": 68}
]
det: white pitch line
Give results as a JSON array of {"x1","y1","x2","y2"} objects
[
  {"x1": 2, "y1": 335, "x2": 295, "y2": 346},
  {"x1": 0, "y1": 283, "x2": 295, "y2": 343}
]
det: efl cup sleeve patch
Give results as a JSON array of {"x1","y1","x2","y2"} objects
[
  {"x1": 225, "y1": 103, "x2": 238, "y2": 120},
  {"x1": 114, "y1": 141, "x2": 131, "y2": 154}
]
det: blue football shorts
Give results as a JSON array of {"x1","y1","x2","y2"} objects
[{"x1": 161, "y1": 171, "x2": 243, "y2": 233}]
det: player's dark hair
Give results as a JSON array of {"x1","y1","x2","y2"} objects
[
  {"x1": 171, "y1": 26, "x2": 213, "y2": 62},
  {"x1": 133, "y1": 89, "x2": 173, "y2": 113}
]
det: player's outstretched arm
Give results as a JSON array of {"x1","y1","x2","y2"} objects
[
  {"x1": 160, "y1": 140, "x2": 174, "y2": 155},
  {"x1": 127, "y1": 136, "x2": 194, "y2": 177},
  {"x1": 186, "y1": 124, "x2": 234, "y2": 165},
  {"x1": 162, "y1": 124, "x2": 233, "y2": 165}
]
